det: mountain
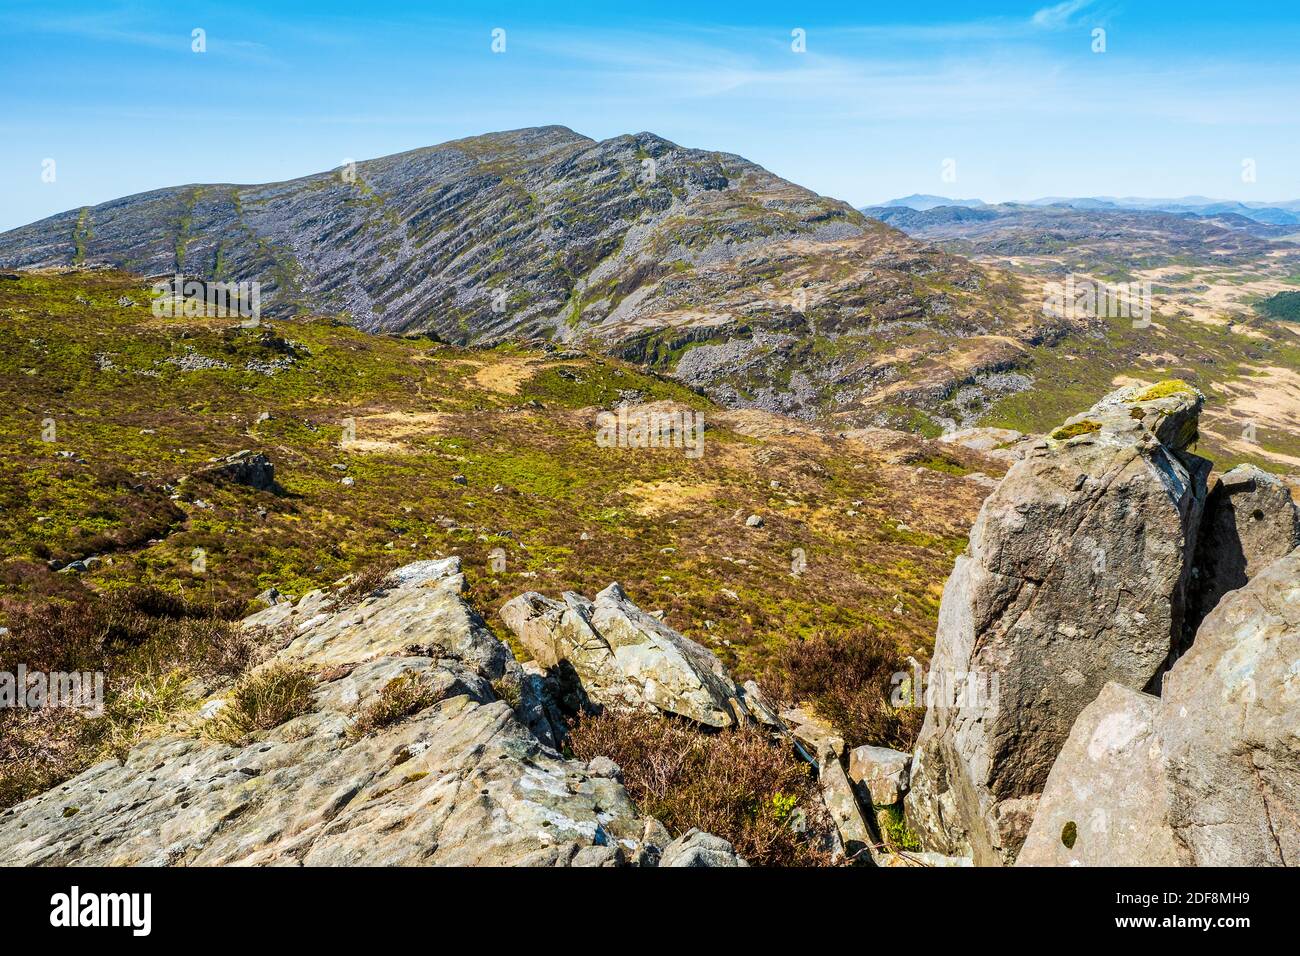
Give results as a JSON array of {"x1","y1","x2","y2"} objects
[
  {"x1": 0, "y1": 126, "x2": 1036, "y2": 429},
  {"x1": 876, "y1": 194, "x2": 989, "y2": 211},
  {"x1": 1023, "y1": 196, "x2": 1300, "y2": 226}
]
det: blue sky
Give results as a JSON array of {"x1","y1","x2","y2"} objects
[{"x1": 2, "y1": 0, "x2": 1299, "y2": 231}]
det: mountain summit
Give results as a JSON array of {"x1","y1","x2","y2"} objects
[{"x1": 0, "y1": 126, "x2": 1031, "y2": 425}]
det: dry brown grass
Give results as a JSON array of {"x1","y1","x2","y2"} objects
[
  {"x1": 567, "y1": 709, "x2": 836, "y2": 867},
  {"x1": 0, "y1": 581, "x2": 259, "y2": 808},
  {"x1": 201, "y1": 663, "x2": 316, "y2": 745},
  {"x1": 764, "y1": 627, "x2": 925, "y2": 752},
  {"x1": 348, "y1": 671, "x2": 442, "y2": 739}
]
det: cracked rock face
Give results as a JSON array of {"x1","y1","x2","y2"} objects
[
  {"x1": 1161, "y1": 548, "x2": 1300, "y2": 866},
  {"x1": 1016, "y1": 682, "x2": 1185, "y2": 867},
  {"x1": 905, "y1": 384, "x2": 1210, "y2": 865},
  {"x1": 1191, "y1": 463, "x2": 1300, "y2": 628},
  {"x1": 0, "y1": 561, "x2": 679, "y2": 867},
  {"x1": 1019, "y1": 547, "x2": 1300, "y2": 867}
]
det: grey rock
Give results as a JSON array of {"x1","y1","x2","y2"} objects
[
  {"x1": 1161, "y1": 548, "x2": 1300, "y2": 865},
  {"x1": 0, "y1": 561, "x2": 669, "y2": 867},
  {"x1": 196, "y1": 450, "x2": 277, "y2": 492},
  {"x1": 501, "y1": 583, "x2": 748, "y2": 728},
  {"x1": 659, "y1": 829, "x2": 749, "y2": 867},
  {"x1": 818, "y1": 754, "x2": 873, "y2": 859},
  {"x1": 1191, "y1": 464, "x2": 1300, "y2": 626},
  {"x1": 1017, "y1": 683, "x2": 1185, "y2": 867},
  {"x1": 848, "y1": 745, "x2": 911, "y2": 806},
  {"x1": 905, "y1": 384, "x2": 1209, "y2": 865}
]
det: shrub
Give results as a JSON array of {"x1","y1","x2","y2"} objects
[
  {"x1": 0, "y1": 583, "x2": 262, "y2": 809},
  {"x1": 203, "y1": 663, "x2": 315, "y2": 745},
  {"x1": 763, "y1": 628, "x2": 923, "y2": 752},
  {"x1": 335, "y1": 558, "x2": 401, "y2": 608},
  {"x1": 567, "y1": 709, "x2": 836, "y2": 867},
  {"x1": 349, "y1": 671, "x2": 441, "y2": 739}
]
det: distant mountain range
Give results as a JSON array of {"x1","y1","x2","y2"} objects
[{"x1": 868, "y1": 195, "x2": 1300, "y2": 226}]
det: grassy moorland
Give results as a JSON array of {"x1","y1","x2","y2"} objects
[{"x1": 0, "y1": 269, "x2": 993, "y2": 808}]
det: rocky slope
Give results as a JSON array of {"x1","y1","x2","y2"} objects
[
  {"x1": 0, "y1": 127, "x2": 1035, "y2": 426},
  {"x1": 0, "y1": 558, "x2": 748, "y2": 866}
]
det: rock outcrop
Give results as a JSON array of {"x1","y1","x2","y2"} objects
[
  {"x1": 193, "y1": 449, "x2": 278, "y2": 492},
  {"x1": 500, "y1": 583, "x2": 748, "y2": 728},
  {"x1": 1161, "y1": 547, "x2": 1300, "y2": 865},
  {"x1": 1191, "y1": 463, "x2": 1300, "y2": 627},
  {"x1": 1020, "y1": 547, "x2": 1300, "y2": 866},
  {"x1": 0, "y1": 560, "x2": 736, "y2": 867},
  {"x1": 905, "y1": 382, "x2": 1210, "y2": 865},
  {"x1": 1016, "y1": 682, "x2": 1185, "y2": 866}
]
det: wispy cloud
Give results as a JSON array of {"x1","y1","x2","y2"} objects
[{"x1": 1031, "y1": 0, "x2": 1096, "y2": 30}]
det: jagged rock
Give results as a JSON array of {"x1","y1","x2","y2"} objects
[
  {"x1": 905, "y1": 382, "x2": 1210, "y2": 865},
  {"x1": 501, "y1": 583, "x2": 747, "y2": 727},
  {"x1": 1191, "y1": 464, "x2": 1300, "y2": 625},
  {"x1": 848, "y1": 745, "x2": 911, "y2": 806},
  {"x1": 1161, "y1": 548, "x2": 1300, "y2": 865},
  {"x1": 195, "y1": 449, "x2": 277, "y2": 492},
  {"x1": 0, "y1": 560, "x2": 671, "y2": 867},
  {"x1": 1017, "y1": 683, "x2": 1184, "y2": 867},
  {"x1": 1062, "y1": 380, "x2": 1203, "y2": 451},
  {"x1": 818, "y1": 754, "x2": 873, "y2": 860},
  {"x1": 780, "y1": 706, "x2": 845, "y2": 759},
  {"x1": 659, "y1": 829, "x2": 749, "y2": 867}
]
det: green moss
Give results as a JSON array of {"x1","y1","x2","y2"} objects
[
  {"x1": 876, "y1": 804, "x2": 922, "y2": 851},
  {"x1": 1061, "y1": 820, "x2": 1078, "y2": 849},
  {"x1": 1050, "y1": 419, "x2": 1101, "y2": 441},
  {"x1": 1130, "y1": 379, "x2": 1197, "y2": 402}
]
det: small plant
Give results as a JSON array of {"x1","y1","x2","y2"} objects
[
  {"x1": 763, "y1": 628, "x2": 923, "y2": 753},
  {"x1": 203, "y1": 663, "x2": 315, "y2": 745},
  {"x1": 335, "y1": 559, "x2": 400, "y2": 608},
  {"x1": 490, "y1": 675, "x2": 521, "y2": 709},
  {"x1": 97, "y1": 668, "x2": 194, "y2": 756},
  {"x1": 1049, "y1": 419, "x2": 1101, "y2": 441},
  {"x1": 876, "y1": 803, "x2": 922, "y2": 852},
  {"x1": 568, "y1": 709, "x2": 836, "y2": 867},
  {"x1": 349, "y1": 671, "x2": 441, "y2": 739}
]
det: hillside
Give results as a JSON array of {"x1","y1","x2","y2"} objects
[{"x1": 0, "y1": 269, "x2": 997, "y2": 810}]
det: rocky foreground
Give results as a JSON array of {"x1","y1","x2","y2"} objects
[{"x1": 1, "y1": 379, "x2": 1296, "y2": 867}]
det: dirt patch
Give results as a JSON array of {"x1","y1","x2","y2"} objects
[{"x1": 621, "y1": 479, "x2": 724, "y2": 517}]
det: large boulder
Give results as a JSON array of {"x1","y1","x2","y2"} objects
[
  {"x1": 501, "y1": 583, "x2": 748, "y2": 728},
  {"x1": 1020, "y1": 547, "x2": 1300, "y2": 867},
  {"x1": 1161, "y1": 547, "x2": 1300, "y2": 865},
  {"x1": 0, "y1": 560, "x2": 678, "y2": 867},
  {"x1": 1191, "y1": 464, "x2": 1300, "y2": 627},
  {"x1": 905, "y1": 382, "x2": 1210, "y2": 865},
  {"x1": 1016, "y1": 682, "x2": 1185, "y2": 866}
]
